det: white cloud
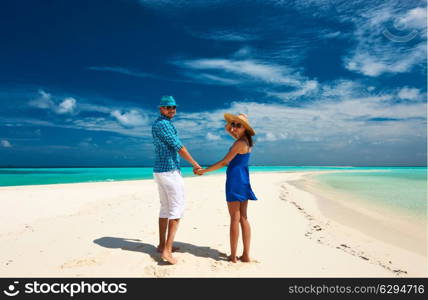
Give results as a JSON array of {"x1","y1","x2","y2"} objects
[
  {"x1": 206, "y1": 132, "x2": 221, "y2": 141},
  {"x1": 398, "y1": 87, "x2": 421, "y2": 100},
  {"x1": 397, "y1": 7, "x2": 427, "y2": 29},
  {"x1": 182, "y1": 72, "x2": 241, "y2": 85},
  {"x1": 344, "y1": 43, "x2": 426, "y2": 76},
  {"x1": 175, "y1": 58, "x2": 302, "y2": 86},
  {"x1": 110, "y1": 110, "x2": 148, "y2": 127},
  {"x1": 175, "y1": 88, "x2": 426, "y2": 147},
  {"x1": 56, "y1": 97, "x2": 76, "y2": 114},
  {"x1": 29, "y1": 90, "x2": 54, "y2": 109},
  {"x1": 1, "y1": 140, "x2": 12, "y2": 148},
  {"x1": 88, "y1": 66, "x2": 159, "y2": 79},
  {"x1": 257, "y1": 132, "x2": 289, "y2": 142},
  {"x1": 191, "y1": 30, "x2": 259, "y2": 41},
  {"x1": 29, "y1": 90, "x2": 77, "y2": 115},
  {"x1": 23, "y1": 90, "x2": 157, "y2": 137},
  {"x1": 174, "y1": 57, "x2": 322, "y2": 101},
  {"x1": 9, "y1": 82, "x2": 428, "y2": 152},
  {"x1": 79, "y1": 103, "x2": 112, "y2": 114},
  {"x1": 264, "y1": 132, "x2": 277, "y2": 142},
  {"x1": 345, "y1": 57, "x2": 384, "y2": 77},
  {"x1": 320, "y1": 31, "x2": 342, "y2": 39},
  {"x1": 269, "y1": 80, "x2": 319, "y2": 100},
  {"x1": 342, "y1": 5, "x2": 427, "y2": 77},
  {"x1": 78, "y1": 137, "x2": 98, "y2": 148},
  {"x1": 233, "y1": 46, "x2": 253, "y2": 58},
  {"x1": 71, "y1": 117, "x2": 151, "y2": 137},
  {"x1": 0, "y1": 140, "x2": 12, "y2": 148},
  {"x1": 321, "y1": 80, "x2": 362, "y2": 98}
]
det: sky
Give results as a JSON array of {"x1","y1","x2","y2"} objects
[{"x1": 0, "y1": 0, "x2": 426, "y2": 167}]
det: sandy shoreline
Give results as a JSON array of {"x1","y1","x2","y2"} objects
[
  {"x1": 284, "y1": 172, "x2": 427, "y2": 277},
  {"x1": 292, "y1": 172, "x2": 426, "y2": 256},
  {"x1": 0, "y1": 171, "x2": 426, "y2": 277}
]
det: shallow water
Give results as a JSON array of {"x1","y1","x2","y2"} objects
[{"x1": 312, "y1": 168, "x2": 427, "y2": 219}]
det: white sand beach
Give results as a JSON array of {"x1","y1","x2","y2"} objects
[{"x1": 0, "y1": 171, "x2": 426, "y2": 277}]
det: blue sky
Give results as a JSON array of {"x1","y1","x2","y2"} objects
[{"x1": 0, "y1": 0, "x2": 426, "y2": 167}]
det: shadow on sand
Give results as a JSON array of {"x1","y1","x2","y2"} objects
[{"x1": 93, "y1": 237, "x2": 228, "y2": 265}]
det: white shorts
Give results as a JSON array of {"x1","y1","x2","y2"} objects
[{"x1": 154, "y1": 170, "x2": 185, "y2": 219}]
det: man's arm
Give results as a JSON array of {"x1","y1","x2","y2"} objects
[
  {"x1": 155, "y1": 122, "x2": 183, "y2": 152},
  {"x1": 154, "y1": 122, "x2": 201, "y2": 172},
  {"x1": 178, "y1": 146, "x2": 201, "y2": 171}
]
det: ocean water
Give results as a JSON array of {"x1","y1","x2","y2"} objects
[
  {"x1": 0, "y1": 166, "x2": 426, "y2": 222},
  {"x1": 0, "y1": 166, "x2": 361, "y2": 187},
  {"x1": 311, "y1": 167, "x2": 427, "y2": 220}
]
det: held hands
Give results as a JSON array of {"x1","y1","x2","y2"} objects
[
  {"x1": 193, "y1": 165, "x2": 204, "y2": 176},
  {"x1": 193, "y1": 167, "x2": 204, "y2": 176},
  {"x1": 193, "y1": 164, "x2": 203, "y2": 176}
]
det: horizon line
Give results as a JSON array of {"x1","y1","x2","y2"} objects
[{"x1": 0, "y1": 165, "x2": 426, "y2": 168}]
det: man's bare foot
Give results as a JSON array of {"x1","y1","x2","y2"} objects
[
  {"x1": 157, "y1": 246, "x2": 179, "y2": 253},
  {"x1": 238, "y1": 255, "x2": 251, "y2": 262},
  {"x1": 228, "y1": 255, "x2": 238, "y2": 263},
  {"x1": 160, "y1": 251, "x2": 177, "y2": 265}
]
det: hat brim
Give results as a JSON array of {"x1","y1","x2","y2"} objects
[
  {"x1": 158, "y1": 104, "x2": 179, "y2": 107},
  {"x1": 224, "y1": 113, "x2": 255, "y2": 136}
]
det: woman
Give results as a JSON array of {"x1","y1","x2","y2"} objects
[{"x1": 197, "y1": 113, "x2": 257, "y2": 263}]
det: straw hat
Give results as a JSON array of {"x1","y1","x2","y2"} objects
[{"x1": 224, "y1": 113, "x2": 256, "y2": 136}]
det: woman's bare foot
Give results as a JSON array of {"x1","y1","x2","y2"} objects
[
  {"x1": 157, "y1": 245, "x2": 179, "y2": 253},
  {"x1": 238, "y1": 255, "x2": 251, "y2": 262},
  {"x1": 228, "y1": 255, "x2": 238, "y2": 263},
  {"x1": 160, "y1": 250, "x2": 177, "y2": 265}
]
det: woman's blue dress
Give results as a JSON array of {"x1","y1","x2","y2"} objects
[{"x1": 225, "y1": 152, "x2": 258, "y2": 202}]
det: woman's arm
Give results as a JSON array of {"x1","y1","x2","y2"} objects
[{"x1": 198, "y1": 141, "x2": 245, "y2": 174}]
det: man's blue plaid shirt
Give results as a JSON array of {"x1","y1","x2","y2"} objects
[{"x1": 152, "y1": 114, "x2": 184, "y2": 173}]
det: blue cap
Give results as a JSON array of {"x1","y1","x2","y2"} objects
[{"x1": 158, "y1": 95, "x2": 178, "y2": 107}]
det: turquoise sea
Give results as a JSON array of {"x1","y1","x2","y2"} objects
[
  {"x1": 309, "y1": 167, "x2": 427, "y2": 255},
  {"x1": 0, "y1": 166, "x2": 410, "y2": 187},
  {"x1": 0, "y1": 166, "x2": 426, "y2": 222},
  {"x1": 312, "y1": 167, "x2": 427, "y2": 220}
]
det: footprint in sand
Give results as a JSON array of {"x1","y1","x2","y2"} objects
[
  {"x1": 144, "y1": 265, "x2": 171, "y2": 277},
  {"x1": 60, "y1": 258, "x2": 99, "y2": 269},
  {"x1": 24, "y1": 225, "x2": 35, "y2": 232},
  {"x1": 210, "y1": 260, "x2": 224, "y2": 271}
]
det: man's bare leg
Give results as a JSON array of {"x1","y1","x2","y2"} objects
[
  {"x1": 158, "y1": 218, "x2": 168, "y2": 253},
  {"x1": 161, "y1": 218, "x2": 180, "y2": 264},
  {"x1": 157, "y1": 217, "x2": 179, "y2": 253}
]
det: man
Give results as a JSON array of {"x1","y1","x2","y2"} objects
[{"x1": 152, "y1": 95, "x2": 201, "y2": 264}]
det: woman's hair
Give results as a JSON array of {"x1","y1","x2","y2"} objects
[
  {"x1": 226, "y1": 122, "x2": 254, "y2": 147},
  {"x1": 245, "y1": 130, "x2": 254, "y2": 147}
]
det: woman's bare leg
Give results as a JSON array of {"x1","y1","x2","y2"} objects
[
  {"x1": 239, "y1": 200, "x2": 251, "y2": 262},
  {"x1": 227, "y1": 201, "x2": 241, "y2": 263}
]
